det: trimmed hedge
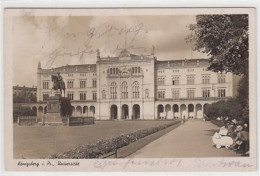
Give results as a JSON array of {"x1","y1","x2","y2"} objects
[{"x1": 49, "y1": 119, "x2": 181, "y2": 159}]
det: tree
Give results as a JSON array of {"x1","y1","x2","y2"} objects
[
  {"x1": 60, "y1": 97, "x2": 72, "y2": 117},
  {"x1": 188, "y1": 15, "x2": 248, "y2": 75},
  {"x1": 188, "y1": 15, "x2": 249, "y2": 120}
]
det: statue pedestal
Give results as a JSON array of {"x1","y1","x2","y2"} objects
[{"x1": 42, "y1": 96, "x2": 65, "y2": 125}]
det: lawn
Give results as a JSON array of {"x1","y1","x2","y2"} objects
[{"x1": 13, "y1": 120, "x2": 177, "y2": 159}]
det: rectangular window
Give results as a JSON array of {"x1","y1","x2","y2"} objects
[
  {"x1": 202, "y1": 89, "x2": 210, "y2": 98},
  {"x1": 218, "y1": 75, "x2": 226, "y2": 84},
  {"x1": 172, "y1": 89, "x2": 180, "y2": 99},
  {"x1": 102, "y1": 90, "x2": 106, "y2": 99},
  {"x1": 80, "y1": 92, "x2": 86, "y2": 100},
  {"x1": 158, "y1": 90, "x2": 165, "y2": 99},
  {"x1": 93, "y1": 92, "x2": 97, "y2": 100},
  {"x1": 67, "y1": 80, "x2": 74, "y2": 89},
  {"x1": 187, "y1": 89, "x2": 195, "y2": 99},
  {"x1": 157, "y1": 77, "x2": 165, "y2": 85},
  {"x1": 42, "y1": 81, "x2": 49, "y2": 89},
  {"x1": 187, "y1": 76, "x2": 195, "y2": 85},
  {"x1": 68, "y1": 73, "x2": 73, "y2": 77},
  {"x1": 92, "y1": 79, "x2": 97, "y2": 88},
  {"x1": 145, "y1": 89, "x2": 149, "y2": 98},
  {"x1": 67, "y1": 93, "x2": 74, "y2": 100},
  {"x1": 202, "y1": 75, "x2": 210, "y2": 84},
  {"x1": 172, "y1": 76, "x2": 179, "y2": 85},
  {"x1": 80, "y1": 80, "x2": 86, "y2": 88},
  {"x1": 43, "y1": 93, "x2": 49, "y2": 101},
  {"x1": 218, "y1": 89, "x2": 226, "y2": 97}
]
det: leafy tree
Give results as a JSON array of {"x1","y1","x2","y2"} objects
[
  {"x1": 13, "y1": 106, "x2": 36, "y2": 122},
  {"x1": 60, "y1": 97, "x2": 72, "y2": 117},
  {"x1": 188, "y1": 15, "x2": 249, "y2": 120},
  {"x1": 188, "y1": 15, "x2": 248, "y2": 75}
]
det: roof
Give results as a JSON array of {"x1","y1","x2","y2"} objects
[
  {"x1": 41, "y1": 64, "x2": 97, "y2": 73},
  {"x1": 156, "y1": 59, "x2": 210, "y2": 68},
  {"x1": 99, "y1": 49, "x2": 154, "y2": 62}
]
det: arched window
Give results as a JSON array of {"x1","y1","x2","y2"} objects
[
  {"x1": 110, "y1": 82, "x2": 117, "y2": 99},
  {"x1": 132, "y1": 81, "x2": 140, "y2": 99},
  {"x1": 121, "y1": 81, "x2": 128, "y2": 99}
]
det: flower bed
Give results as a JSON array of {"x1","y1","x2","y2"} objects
[{"x1": 49, "y1": 119, "x2": 181, "y2": 159}]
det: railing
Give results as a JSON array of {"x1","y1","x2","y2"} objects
[
  {"x1": 18, "y1": 116, "x2": 37, "y2": 126},
  {"x1": 68, "y1": 117, "x2": 95, "y2": 126}
]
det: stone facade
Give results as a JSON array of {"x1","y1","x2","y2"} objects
[{"x1": 33, "y1": 50, "x2": 239, "y2": 120}]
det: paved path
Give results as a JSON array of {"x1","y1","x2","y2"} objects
[{"x1": 130, "y1": 120, "x2": 240, "y2": 158}]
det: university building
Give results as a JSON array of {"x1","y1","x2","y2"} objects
[{"x1": 34, "y1": 49, "x2": 239, "y2": 120}]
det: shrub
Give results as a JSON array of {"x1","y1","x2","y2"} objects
[
  {"x1": 49, "y1": 120, "x2": 181, "y2": 159},
  {"x1": 13, "y1": 106, "x2": 36, "y2": 123},
  {"x1": 204, "y1": 98, "x2": 243, "y2": 120}
]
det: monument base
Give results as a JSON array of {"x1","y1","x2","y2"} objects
[
  {"x1": 42, "y1": 113, "x2": 65, "y2": 126},
  {"x1": 40, "y1": 95, "x2": 67, "y2": 126}
]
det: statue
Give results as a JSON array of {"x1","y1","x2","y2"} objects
[{"x1": 51, "y1": 72, "x2": 66, "y2": 97}]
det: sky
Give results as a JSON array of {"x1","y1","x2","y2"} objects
[{"x1": 12, "y1": 15, "x2": 207, "y2": 87}]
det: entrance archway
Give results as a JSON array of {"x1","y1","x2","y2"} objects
[
  {"x1": 165, "y1": 104, "x2": 172, "y2": 119},
  {"x1": 90, "y1": 106, "x2": 95, "y2": 117},
  {"x1": 38, "y1": 106, "x2": 43, "y2": 117},
  {"x1": 196, "y1": 104, "x2": 203, "y2": 119},
  {"x1": 157, "y1": 104, "x2": 164, "y2": 119},
  {"x1": 111, "y1": 105, "x2": 118, "y2": 120},
  {"x1": 122, "y1": 104, "x2": 129, "y2": 119},
  {"x1": 188, "y1": 104, "x2": 194, "y2": 119},
  {"x1": 32, "y1": 106, "x2": 37, "y2": 116},
  {"x1": 133, "y1": 104, "x2": 140, "y2": 119},
  {"x1": 180, "y1": 104, "x2": 187, "y2": 119},
  {"x1": 71, "y1": 106, "x2": 75, "y2": 116},
  {"x1": 173, "y1": 104, "x2": 179, "y2": 118},
  {"x1": 83, "y1": 106, "x2": 88, "y2": 116},
  {"x1": 76, "y1": 106, "x2": 82, "y2": 116}
]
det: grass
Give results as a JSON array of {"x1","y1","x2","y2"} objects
[{"x1": 14, "y1": 120, "x2": 179, "y2": 159}]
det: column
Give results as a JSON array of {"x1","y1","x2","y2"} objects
[
  {"x1": 129, "y1": 104, "x2": 133, "y2": 120},
  {"x1": 202, "y1": 105, "x2": 204, "y2": 119},
  {"x1": 118, "y1": 105, "x2": 122, "y2": 120},
  {"x1": 178, "y1": 105, "x2": 181, "y2": 119},
  {"x1": 194, "y1": 104, "x2": 197, "y2": 119}
]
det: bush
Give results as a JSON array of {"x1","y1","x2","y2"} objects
[
  {"x1": 60, "y1": 97, "x2": 72, "y2": 117},
  {"x1": 49, "y1": 120, "x2": 181, "y2": 159},
  {"x1": 204, "y1": 98, "x2": 243, "y2": 120},
  {"x1": 13, "y1": 106, "x2": 36, "y2": 123}
]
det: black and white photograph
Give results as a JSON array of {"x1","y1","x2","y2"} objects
[{"x1": 3, "y1": 8, "x2": 257, "y2": 172}]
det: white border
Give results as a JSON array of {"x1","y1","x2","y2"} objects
[{"x1": 1, "y1": 1, "x2": 259, "y2": 176}]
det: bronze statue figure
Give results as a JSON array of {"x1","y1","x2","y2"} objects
[{"x1": 51, "y1": 72, "x2": 66, "y2": 96}]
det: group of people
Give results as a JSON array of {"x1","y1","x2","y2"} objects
[{"x1": 219, "y1": 117, "x2": 249, "y2": 156}]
